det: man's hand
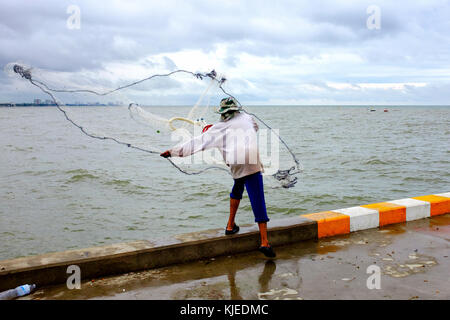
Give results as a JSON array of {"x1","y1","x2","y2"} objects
[
  {"x1": 202, "y1": 124, "x2": 213, "y2": 133},
  {"x1": 160, "y1": 150, "x2": 171, "y2": 158}
]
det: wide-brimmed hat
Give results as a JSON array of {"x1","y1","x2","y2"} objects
[{"x1": 216, "y1": 97, "x2": 240, "y2": 114}]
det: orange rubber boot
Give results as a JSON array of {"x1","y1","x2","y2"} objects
[
  {"x1": 227, "y1": 198, "x2": 240, "y2": 231},
  {"x1": 258, "y1": 222, "x2": 270, "y2": 247},
  {"x1": 258, "y1": 222, "x2": 276, "y2": 257}
]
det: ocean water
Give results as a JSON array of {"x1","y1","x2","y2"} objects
[{"x1": 0, "y1": 105, "x2": 449, "y2": 260}]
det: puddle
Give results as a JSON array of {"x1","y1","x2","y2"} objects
[
  {"x1": 172, "y1": 280, "x2": 230, "y2": 300},
  {"x1": 258, "y1": 288, "x2": 302, "y2": 300},
  {"x1": 383, "y1": 253, "x2": 438, "y2": 278}
]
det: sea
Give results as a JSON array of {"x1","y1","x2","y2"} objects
[{"x1": 0, "y1": 105, "x2": 449, "y2": 260}]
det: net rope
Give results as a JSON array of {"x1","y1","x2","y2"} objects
[{"x1": 11, "y1": 64, "x2": 302, "y2": 187}]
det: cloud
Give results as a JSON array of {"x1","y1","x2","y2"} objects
[{"x1": 1, "y1": 0, "x2": 450, "y2": 104}]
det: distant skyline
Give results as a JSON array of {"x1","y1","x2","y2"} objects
[{"x1": 1, "y1": 0, "x2": 450, "y2": 105}]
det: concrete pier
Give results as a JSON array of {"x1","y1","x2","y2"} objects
[
  {"x1": 1, "y1": 192, "x2": 449, "y2": 292},
  {"x1": 0, "y1": 217, "x2": 316, "y2": 291},
  {"x1": 20, "y1": 213, "x2": 450, "y2": 300}
]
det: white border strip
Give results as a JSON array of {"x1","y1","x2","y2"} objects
[
  {"x1": 388, "y1": 198, "x2": 430, "y2": 221},
  {"x1": 332, "y1": 206, "x2": 379, "y2": 232},
  {"x1": 435, "y1": 192, "x2": 450, "y2": 198}
]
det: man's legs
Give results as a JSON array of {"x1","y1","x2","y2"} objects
[
  {"x1": 227, "y1": 195, "x2": 269, "y2": 247},
  {"x1": 228, "y1": 172, "x2": 275, "y2": 257}
]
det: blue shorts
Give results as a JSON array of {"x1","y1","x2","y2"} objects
[{"x1": 230, "y1": 171, "x2": 269, "y2": 223}]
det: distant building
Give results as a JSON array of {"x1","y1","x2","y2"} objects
[
  {"x1": 34, "y1": 99, "x2": 41, "y2": 105},
  {"x1": 0, "y1": 103, "x2": 15, "y2": 107}
]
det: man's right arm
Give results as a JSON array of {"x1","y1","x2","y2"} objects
[{"x1": 161, "y1": 126, "x2": 222, "y2": 158}]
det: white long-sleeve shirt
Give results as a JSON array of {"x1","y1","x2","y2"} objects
[{"x1": 170, "y1": 112, "x2": 263, "y2": 179}]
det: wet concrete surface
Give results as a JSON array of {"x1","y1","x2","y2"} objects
[{"x1": 21, "y1": 214, "x2": 449, "y2": 300}]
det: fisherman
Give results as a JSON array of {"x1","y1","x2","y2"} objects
[{"x1": 160, "y1": 97, "x2": 276, "y2": 258}]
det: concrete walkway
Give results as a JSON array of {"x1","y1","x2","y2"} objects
[{"x1": 21, "y1": 214, "x2": 449, "y2": 300}]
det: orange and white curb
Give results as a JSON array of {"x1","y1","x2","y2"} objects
[{"x1": 303, "y1": 193, "x2": 450, "y2": 239}]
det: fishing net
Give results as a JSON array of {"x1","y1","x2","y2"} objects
[{"x1": 5, "y1": 62, "x2": 302, "y2": 188}]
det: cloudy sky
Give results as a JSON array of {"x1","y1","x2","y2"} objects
[{"x1": 1, "y1": 0, "x2": 450, "y2": 105}]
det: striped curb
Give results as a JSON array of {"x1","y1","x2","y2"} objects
[{"x1": 303, "y1": 192, "x2": 450, "y2": 238}]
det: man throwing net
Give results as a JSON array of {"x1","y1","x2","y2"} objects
[{"x1": 161, "y1": 97, "x2": 276, "y2": 258}]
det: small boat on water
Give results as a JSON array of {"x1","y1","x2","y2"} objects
[
  {"x1": 369, "y1": 108, "x2": 376, "y2": 112},
  {"x1": 384, "y1": 108, "x2": 389, "y2": 112}
]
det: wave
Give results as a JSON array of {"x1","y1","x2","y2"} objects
[
  {"x1": 187, "y1": 214, "x2": 204, "y2": 219},
  {"x1": 67, "y1": 173, "x2": 99, "y2": 183},
  {"x1": 402, "y1": 176, "x2": 448, "y2": 183},
  {"x1": 363, "y1": 158, "x2": 389, "y2": 165},
  {"x1": 64, "y1": 169, "x2": 150, "y2": 195},
  {"x1": 4, "y1": 145, "x2": 34, "y2": 153},
  {"x1": 104, "y1": 179, "x2": 131, "y2": 186}
]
